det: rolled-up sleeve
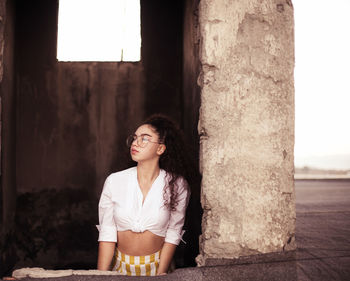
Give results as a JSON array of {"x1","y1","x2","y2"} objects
[
  {"x1": 96, "y1": 176, "x2": 117, "y2": 242},
  {"x1": 165, "y1": 178, "x2": 190, "y2": 245}
]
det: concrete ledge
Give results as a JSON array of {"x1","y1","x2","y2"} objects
[
  {"x1": 11, "y1": 267, "x2": 201, "y2": 281},
  {"x1": 9, "y1": 251, "x2": 298, "y2": 281},
  {"x1": 10, "y1": 258, "x2": 297, "y2": 281},
  {"x1": 12, "y1": 268, "x2": 122, "y2": 279}
]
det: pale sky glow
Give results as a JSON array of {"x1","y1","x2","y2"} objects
[
  {"x1": 57, "y1": 0, "x2": 141, "y2": 62},
  {"x1": 294, "y1": 0, "x2": 350, "y2": 169}
]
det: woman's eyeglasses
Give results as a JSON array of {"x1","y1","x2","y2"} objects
[{"x1": 126, "y1": 134, "x2": 163, "y2": 148}]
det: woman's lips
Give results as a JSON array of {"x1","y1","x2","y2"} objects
[{"x1": 131, "y1": 148, "x2": 139, "y2": 154}]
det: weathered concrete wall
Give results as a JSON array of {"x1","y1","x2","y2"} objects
[
  {"x1": 196, "y1": 0, "x2": 295, "y2": 265},
  {"x1": 16, "y1": 62, "x2": 145, "y2": 194}
]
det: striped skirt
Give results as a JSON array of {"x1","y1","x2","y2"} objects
[{"x1": 111, "y1": 248, "x2": 161, "y2": 276}]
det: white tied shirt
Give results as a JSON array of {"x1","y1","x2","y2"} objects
[{"x1": 96, "y1": 167, "x2": 190, "y2": 245}]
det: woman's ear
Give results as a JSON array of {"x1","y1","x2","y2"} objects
[{"x1": 157, "y1": 144, "x2": 166, "y2": 156}]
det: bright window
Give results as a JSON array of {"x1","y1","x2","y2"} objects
[{"x1": 57, "y1": 0, "x2": 141, "y2": 62}]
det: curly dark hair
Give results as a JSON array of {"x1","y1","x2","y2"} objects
[{"x1": 141, "y1": 114, "x2": 199, "y2": 210}]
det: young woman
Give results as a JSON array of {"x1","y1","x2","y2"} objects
[{"x1": 96, "y1": 114, "x2": 196, "y2": 276}]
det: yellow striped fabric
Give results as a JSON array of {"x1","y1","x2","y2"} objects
[{"x1": 112, "y1": 248, "x2": 161, "y2": 276}]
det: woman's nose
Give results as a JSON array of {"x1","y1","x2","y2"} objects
[{"x1": 132, "y1": 136, "x2": 139, "y2": 146}]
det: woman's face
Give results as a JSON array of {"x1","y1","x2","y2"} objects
[{"x1": 130, "y1": 124, "x2": 165, "y2": 163}]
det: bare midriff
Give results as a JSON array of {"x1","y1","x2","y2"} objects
[{"x1": 117, "y1": 230, "x2": 165, "y2": 256}]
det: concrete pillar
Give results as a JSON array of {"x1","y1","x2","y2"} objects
[{"x1": 196, "y1": 0, "x2": 295, "y2": 265}]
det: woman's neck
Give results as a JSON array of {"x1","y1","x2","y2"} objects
[{"x1": 137, "y1": 162, "x2": 160, "y2": 184}]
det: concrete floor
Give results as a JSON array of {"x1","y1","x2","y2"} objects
[
  {"x1": 294, "y1": 179, "x2": 350, "y2": 281},
  {"x1": 13, "y1": 179, "x2": 350, "y2": 280}
]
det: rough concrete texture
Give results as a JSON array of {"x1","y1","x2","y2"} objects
[{"x1": 197, "y1": 0, "x2": 295, "y2": 264}]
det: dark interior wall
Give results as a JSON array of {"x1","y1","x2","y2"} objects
[
  {"x1": 181, "y1": 0, "x2": 202, "y2": 267},
  {"x1": 141, "y1": 0, "x2": 184, "y2": 122},
  {"x1": 17, "y1": 61, "x2": 146, "y2": 194},
  {"x1": 55, "y1": 63, "x2": 145, "y2": 193},
  {"x1": 5, "y1": 0, "x2": 199, "y2": 272},
  {"x1": 0, "y1": 0, "x2": 17, "y2": 276},
  {"x1": 183, "y1": 0, "x2": 201, "y2": 144}
]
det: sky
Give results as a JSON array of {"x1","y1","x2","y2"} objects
[
  {"x1": 293, "y1": 0, "x2": 350, "y2": 169},
  {"x1": 57, "y1": 0, "x2": 140, "y2": 62}
]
